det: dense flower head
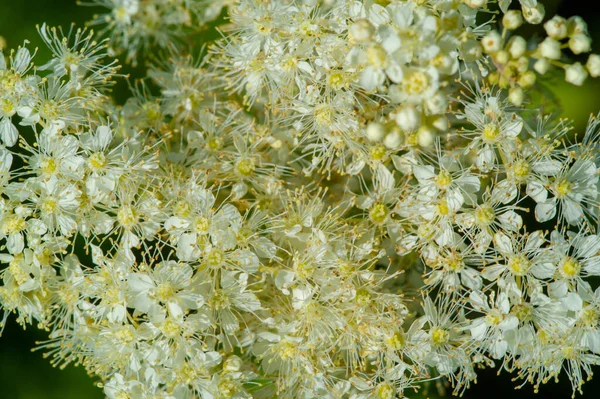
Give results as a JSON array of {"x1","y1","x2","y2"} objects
[{"x1": 1, "y1": 1, "x2": 600, "y2": 398}]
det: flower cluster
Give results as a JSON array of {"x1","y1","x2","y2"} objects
[{"x1": 1, "y1": 1, "x2": 600, "y2": 399}]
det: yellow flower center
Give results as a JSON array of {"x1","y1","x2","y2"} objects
[
  {"x1": 328, "y1": 71, "x2": 346, "y2": 90},
  {"x1": 482, "y1": 123, "x2": 500, "y2": 142},
  {"x1": 41, "y1": 197, "x2": 58, "y2": 215},
  {"x1": 369, "y1": 203, "x2": 389, "y2": 225},
  {"x1": 174, "y1": 200, "x2": 192, "y2": 218},
  {"x1": 8, "y1": 256, "x2": 27, "y2": 285},
  {"x1": 156, "y1": 282, "x2": 177, "y2": 302},
  {"x1": 161, "y1": 319, "x2": 181, "y2": 339},
  {"x1": 513, "y1": 159, "x2": 530, "y2": 180},
  {"x1": 512, "y1": 303, "x2": 532, "y2": 322},
  {"x1": 295, "y1": 261, "x2": 315, "y2": 279},
  {"x1": 236, "y1": 158, "x2": 255, "y2": 177},
  {"x1": 355, "y1": 289, "x2": 372, "y2": 306},
  {"x1": 435, "y1": 169, "x2": 453, "y2": 189},
  {"x1": 115, "y1": 327, "x2": 135, "y2": 344},
  {"x1": 366, "y1": 46, "x2": 388, "y2": 68},
  {"x1": 40, "y1": 157, "x2": 58, "y2": 175},
  {"x1": 370, "y1": 144, "x2": 387, "y2": 161},
  {"x1": 475, "y1": 204, "x2": 495, "y2": 227},
  {"x1": 561, "y1": 345, "x2": 577, "y2": 360},
  {"x1": 88, "y1": 152, "x2": 107, "y2": 172},
  {"x1": 404, "y1": 69, "x2": 429, "y2": 95},
  {"x1": 210, "y1": 292, "x2": 231, "y2": 311},
  {"x1": 193, "y1": 216, "x2": 209, "y2": 234},
  {"x1": 314, "y1": 104, "x2": 334, "y2": 126},
  {"x1": 445, "y1": 254, "x2": 464, "y2": 272},
  {"x1": 205, "y1": 248, "x2": 224, "y2": 268},
  {"x1": 385, "y1": 331, "x2": 406, "y2": 350},
  {"x1": 375, "y1": 383, "x2": 395, "y2": 399},
  {"x1": 578, "y1": 306, "x2": 599, "y2": 329},
  {"x1": 39, "y1": 99, "x2": 59, "y2": 121},
  {"x1": 508, "y1": 254, "x2": 531, "y2": 276},
  {"x1": 485, "y1": 309, "x2": 503, "y2": 326},
  {"x1": 430, "y1": 327, "x2": 450, "y2": 345},
  {"x1": 277, "y1": 340, "x2": 298, "y2": 360},
  {"x1": 2, "y1": 214, "x2": 26, "y2": 235},
  {"x1": 554, "y1": 178, "x2": 572, "y2": 198},
  {"x1": 558, "y1": 256, "x2": 581, "y2": 279},
  {"x1": 437, "y1": 199, "x2": 450, "y2": 216},
  {"x1": 207, "y1": 137, "x2": 223, "y2": 151},
  {"x1": 0, "y1": 97, "x2": 15, "y2": 116},
  {"x1": 117, "y1": 205, "x2": 138, "y2": 230}
]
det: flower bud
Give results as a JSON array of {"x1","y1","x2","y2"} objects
[
  {"x1": 495, "y1": 50, "x2": 510, "y2": 65},
  {"x1": 565, "y1": 63, "x2": 588, "y2": 86},
  {"x1": 567, "y1": 16, "x2": 588, "y2": 36},
  {"x1": 508, "y1": 36, "x2": 527, "y2": 58},
  {"x1": 586, "y1": 54, "x2": 600, "y2": 78},
  {"x1": 482, "y1": 31, "x2": 502, "y2": 54},
  {"x1": 464, "y1": 0, "x2": 487, "y2": 8},
  {"x1": 349, "y1": 20, "x2": 374, "y2": 43},
  {"x1": 539, "y1": 38, "x2": 561, "y2": 60},
  {"x1": 534, "y1": 58, "x2": 550, "y2": 75},
  {"x1": 544, "y1": 16, "x2": 568, "y2": 40},
  {"x1": 518, "y1": 71, "x2": 536, "y2": 88},
  {"x1": 461, "y1": 39, "x2": 483, "y2": 62},
  {"x1": 366, "y1": 122, "x2": 386, "y2": 142},
  {"x1": 509, "y1": 86, "x2": 524, "y2": 106},
  {"x1": 224, "y1": 355, "x2": 242, "y2": 372},
  {"x1": 394, "y1": 105, "x2": 421, "y2": 133},
  {"x1": 383, "y1": 130, "x2": 403, "y2": 149},
  {"x1": 425, "y1": 92, "x2": 448, "y2": 115},
  {"x1": 569, "y1": 33, "x2": 591, "y2": 55},
  {"x1": 523, "y1": 4, "x2": 545, "y2": 25},
  {"x1": 503, "y1": 10, "x2": 523, "y2": 30},
  {"x1": 417, "y1": 126, "x2": 435, "y2": 147},
  {"x1": 432, "y1": 116, "x2": 448, "y2": 132}
]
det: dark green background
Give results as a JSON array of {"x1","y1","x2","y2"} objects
[{"x1": 1, "y1": 0, "x2": 600, "y2": 398}]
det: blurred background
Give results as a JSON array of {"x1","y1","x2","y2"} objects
[{"x1": 1, "y1": 0, "x2": 600, "y2": 398}]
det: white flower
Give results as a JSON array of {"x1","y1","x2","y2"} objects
[
  {"x1": 534, "y1": 156, "x2": 599, "y2": 225},
  {"x1": 469, "y1": 290, "x2": 518, "y2": 359}
]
